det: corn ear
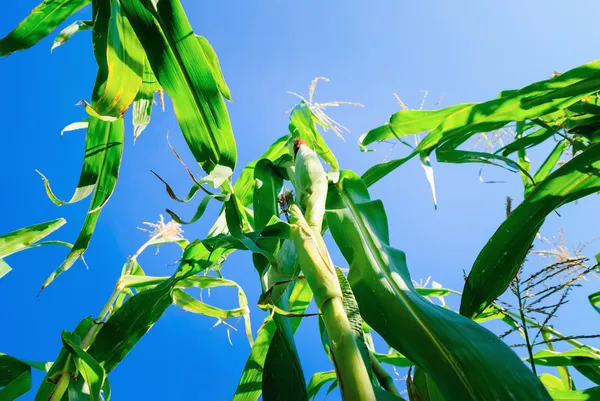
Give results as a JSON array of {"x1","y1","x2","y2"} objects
[{"x1": 294, "y1": 138, "x2": 328, "y2": 230}]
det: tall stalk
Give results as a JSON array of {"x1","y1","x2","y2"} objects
[{"x1": 289, "y1": 138, "x2": 374, "y2": 400}]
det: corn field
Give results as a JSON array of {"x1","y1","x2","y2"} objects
[{"x1": 1, "y1": 1, "x2": 600, "y2": 400}]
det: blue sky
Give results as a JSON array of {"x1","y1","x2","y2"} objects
[{"x1": 1, "y1": 1, "x2": 600, "y2": 400}]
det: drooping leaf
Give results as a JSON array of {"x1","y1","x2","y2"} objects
[
  {"x1": 373, "y1": 352, "x2": 412, "y2": 368},
  {"x1": 325, "y1": 170, "x2": 550, "y2": 401},
  {"x1": 0, "y1": 353, "x2": 32, "y2": 401},
  {"x1": 35, "y1": 318, "x2": 94, "y2": 401},
  {"x1": 61, "y1": 331, "x2": 106, "y2": 401},
  {"x1": 232, "y1": 279, "x2": 312, "y2": 401},
  {"x1": 530, "y1": 348, "x2": 600, "y2": 367},
  {"x1": 51, "y1": 19, "x2": 92, "y2": 52},
  {"x1": 0, "y1": 218, "x2": 67, "y2": 280},
  {"x1": 590, "y1": 291, "x2": 600, "y2": 314},
  {"x1": 548, "y1": 386, "x2": 600, "y2": 400},
  {"x1": 306, "y1": 371, "x2": 337, "y2": 400},
  {"x1": 197, "y1": 36, "x2": 231, "y2": 101},
  {"x1": 133, "y1": 58, "x2": 161, "y2": 141},
  {"x1": 360, "y1": 103, "x2": 473, "y2": 148},
  {"x1": 362, "y1": 59, "x2": 600, "y2": 186},
  {"x1": 91, "y1": 0, "x2": 144, "y2": 118},
  {"x1": 41, "y1": 117, "x2": 124, "y2": 291},
  {"x1": 120, "y1": 0, "x2": 237, "y2": 174},
  {"x1": 409, "y1": 367, "x2": 445, "y2": 401},
  {"x1": 461, "y1": 143, "x2": 600, "y2": 318},
  {"x1": 0, "y1": 0, "x2": 91, "y2": 57}
]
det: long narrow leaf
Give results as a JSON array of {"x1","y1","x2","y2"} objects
[
  {"x1": 0, "y1": 0, "x2": 90, "y2": 57},
  {"x1": 120, "y1": 0, "x2": 236, "y2": 174},
  {"x1": 461, "y1": 143, "x2": 600, "y2": 318},
  {"x1": 325, "y1": 170, "x2": 550, "y2": 401}
]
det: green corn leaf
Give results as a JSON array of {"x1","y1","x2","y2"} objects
[
  {"x1": 172, "y1": 289, "x2": 248, "y2": 319},
  {"x1": 307, "y1": 371, "x2": 337, "y2": 400},
  {"x1": 460, "y1": 143, "x2": 600, "y2": 318},
  {"x1": 409, "y1": 367, "x2": 445, "y2": 401},
  {"x1": 360, "y1": 103, "x2": 473, "y2": 148},
  {"x1": 232, "y1": 279, "x2": 312, "y2": 401},
  {"x1": 166, "y1": 193, "x2": 228, "y2": 225},
  {"x1": 590, "y1": 291, "x2": 600, "y2": 314},
  {"x1": 262, "y1": 328, "x2": 307, "y2": 401},
  {"x1": 548, "y1": 386, "x2": 600, "y2": 400},
  {"x1": 88, "y1": 238, "x2": 234, "y2": 373},
  {"x1": 325, "y1": 170, "x2": 550, "y2": 401},
  {"x1": 362, "y1": 59, "x2": 600, "y2": 187},
  {"x1": 539, "y1": 374, "x2": 567, "y2": 391},
  {"x1": 0, "y1": 0, "x2": 91, "y2": 57},
  {"x1": 289, "y1": 102, "x2": 339, "y2": 170},
  {"x1": 528, "y1": 139, "x2": 568, "y2": 195},
  {"x1": 530, "y1": 349, "x2": 600, "y2": 367},
  {"x1": 51, "y1": 19, "x2": 92, "y2": 52},
  {"x1": 0, "y1": 353, "x2": 32, "y2": 401},
  {"x1": 133, "y1": 58, "x2": 161, "y2": 141},
  {"x1": 0, "y1": 218, "x2": 66, "y2": 259},
  {"x1": 120, "y1": 0, "x2": 237, "y2": 174},
  {"x1": 35, "y1": 318, "x2": 94, "y2": 401},
  {"x1": 499, "y1": 127, "x2": 555, "y2": 156},
  {"x1": 197, "y1": 36, "x2": 231, "y2": 101},
  {"x1": 373, "y1": 352, "x2": 412, "y2": 368},
  {"x1": 61, "y1": 331, "x2": 106, "y2": 401},
  {"x1": 41, "y1": 117, "x2": 124, "y2": 291},
  {"x1": 91, "y1": 0, "x2": 144, "y2": 118}
]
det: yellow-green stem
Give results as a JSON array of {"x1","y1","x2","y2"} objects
[
  {"x1": 321, "y1": 297, "x2": 376, "y2": 401},
  {"x1": 370, "y1": 351, "x2": 401, "y2": 396},
  {"x1": 48, "y1": 370, "x2": 71, "y2": 401}
]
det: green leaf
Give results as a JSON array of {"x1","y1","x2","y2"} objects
[
  {"x1": 530, "y1": 348, "x2": 600, "y2": 367},
  {"x1": 374, "y1": 352, "x2": 412, "y2": 368},
  {"x1": 360, "y1": 103, "x2": 473, "y2": 147},
  {"x1": 307, "y1": 371, "x2": 337, "y2": 400},
  {"x1": 528, "y1": 139, "x2": 568, "y2": 195},
  {"x1": 262, "y1": 329, "x2": 307, "y2": 401},
  {"x1": 548, "y1": 386, "x2": 600, "y2": 400},
  {"x1": 197, "y1": 36, "x2": 231, "y2": 101},
  {"x1": 408, "y1": 367, "x2": 445, "y2": 401},
  {"x1": 89, "y1": 238, "x2": 231, "y2": 373},
  {"x1": 61, "y1": 331, "x2": 106, "y2": 401},
  {"x1": 133, "y1": 58, "x2": 161, "y2": 141},
  {"x1": 325, "y1": 170, "x2": 550, "y2": 401},
  {"x1": 590, "y1": 291, "x2": 600, "y2": 314},
  {"x1": 120, "y1": 0, "x2": 237, "y2": 174},
  {"x1": 0, "y1": 218, "x2": 66, "y2": 259},
  {"x1": 91, "y1": 0, "x2": 144, "y2": 118},
  {"x1": 362, "y1": 59, "x2": 600, "y2": 186},
  {"x1": 539, "y1": 374, "x2": 567, "y2": 391},
  {"x1": 461, "y1": 143, "x2": 600, "y2": 318},
  {"x1": 0, "y1": 0, "x2": 90, "y2": 57},
  {"x1": 0, "y1": 353, "x2": 32, "y2": 401},
  {"x1": 289, "y1": 103, "x2": 339, "y2": 170},
  {"x1": 232, "y1": 279, "x2": 312, "y2": 401},
  {"x1": 51, "y1": 19, "x2": 92, "y2": 52},
  {"x1": 35, "y1": 318, "x2": 94, "y2": 401},
  {"x1": 499, "y1": 127, "x2": 555, "y2": 156},
  {"x1": 41, "y1": 117, "x2": 124, "y2": 291}
]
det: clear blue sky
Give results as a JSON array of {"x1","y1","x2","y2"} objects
[{"x1": 1, "y1": 1, "x2": 600, "y2": 400}]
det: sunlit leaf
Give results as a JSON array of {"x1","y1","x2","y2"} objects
[
  {"x1": 461, "y1": 143, "x2": 600, "y2": 318},
  {"x1": 0, "y1": 0, "x2": 91, "y2": 57},
  {"x1": 120, "y1": 0, "x2": 237, "y2": 174},
  {"x1": 326, "y1": 170, "x2": 550, "y2": 400},
  {"x1": 51, "y1": 20, "x2": 92, "y2": 52}
]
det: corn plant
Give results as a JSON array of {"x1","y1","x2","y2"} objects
[{"x1": 1, "y1": 1, "x2": 600, "y2": 400}]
